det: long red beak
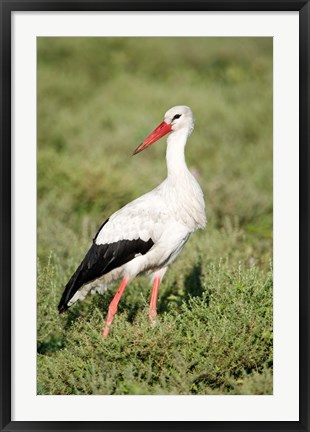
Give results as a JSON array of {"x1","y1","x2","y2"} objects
[{"x1": 133, "y1": 121, "x2": 172, "y2": 155}]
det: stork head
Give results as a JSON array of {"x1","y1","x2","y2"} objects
[
  {"x1": 164, "y1": 105, "x2": 195, "y2": 133},
  {"x1": 133, "y1": 105, "x2": 194, "y2": 155}
]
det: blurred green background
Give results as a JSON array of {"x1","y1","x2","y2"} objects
[{"x1": 37, "y1": 37, "x2": 273, "y2": 395}]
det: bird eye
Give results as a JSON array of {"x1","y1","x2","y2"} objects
[{"x1": 172, "y1": 114, "x2": 181, "y2": 121}]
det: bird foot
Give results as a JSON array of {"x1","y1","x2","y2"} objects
[
  {"x1": 149, "y1": 310, "x2": 158, "y2": 327},
  {"x1": 102, "y1": 325, "x2": 111, "y2": 337},
  {"x1": 150, "y1": 319, "x2": 158, "y2": 328}
]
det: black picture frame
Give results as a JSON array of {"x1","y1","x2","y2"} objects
[{"x1": 1, "y1": 1, "x2": 309, "y2": 431}]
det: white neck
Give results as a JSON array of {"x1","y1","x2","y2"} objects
[
  {"x1": 164, "y1": 128, "x2": 207, "y2": 230},
  {"x1": 166, "y1": 129, "x2": 190, "y2": 179}
]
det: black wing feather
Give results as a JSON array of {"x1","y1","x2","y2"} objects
[{"x1": 58, "y1": 236, "x2": 154, "y2": 313}]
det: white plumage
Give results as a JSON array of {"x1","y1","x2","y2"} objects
[{"x1": 58, "y1": 105, "x2": 206, "y2": 336}]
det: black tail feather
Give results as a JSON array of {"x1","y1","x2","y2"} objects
[
  {"x1": 58, "y1": 304, "x2": 69, "y2": 314},
  {"x1": 58, "y1": 264, "x2": 85, "y2": 313},
  {"x1": 58, "y1": 237, "x2": 154, "y2": 313},
  {"x1": 57, "y1": 242, "x2": 105, "y2": 313}
]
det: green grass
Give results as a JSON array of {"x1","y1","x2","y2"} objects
[{"x1": 37, "y1": 37, "x2": 273, "y2": 395}]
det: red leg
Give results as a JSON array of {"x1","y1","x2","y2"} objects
[
  {"x1": 103, "y1": 277, "x2": 128, "y2": 337},
  {"x1": 149, "y1": 276, "x2": 160, "y2": 322}
]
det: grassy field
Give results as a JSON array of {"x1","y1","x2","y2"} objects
[{"x1": 37, "y1": 37, "x2": 273, "y2": 395}]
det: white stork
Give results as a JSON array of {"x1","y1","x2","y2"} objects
[{"x1": 58, "y1": 105, "x2": 206, "y2": 337}]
